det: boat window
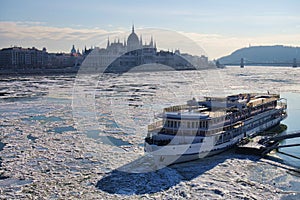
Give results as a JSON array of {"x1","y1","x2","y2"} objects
[
  {"x1": 187, "y1": 122, "x2": 190, "y2": 128},
  {"x1": 192, "y1": 122, "x2": 195, "y2": 128}
]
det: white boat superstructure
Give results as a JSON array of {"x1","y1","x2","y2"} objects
[{"x1": 144, "y1": 93, "x2": 287, "y2": 165}]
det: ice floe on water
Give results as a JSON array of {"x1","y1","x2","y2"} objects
[{"x1": 0, "y1": 66, "x2": 299, "y2": 199}]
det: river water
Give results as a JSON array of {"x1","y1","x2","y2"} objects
[{"x1": 0, "y1": 66, "x2": 299, "y2": 199}]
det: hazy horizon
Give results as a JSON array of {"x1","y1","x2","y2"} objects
[{"x1": 0, "y1": 0, "x2": 299, "y2": 59}]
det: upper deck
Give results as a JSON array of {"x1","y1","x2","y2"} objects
[{"x1": 162, "y1": 93, "x2": 282, "y2": 120}]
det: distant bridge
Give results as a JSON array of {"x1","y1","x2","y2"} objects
[{"x1": 220, "y1": 58, "x2": 298, "y2": 67}]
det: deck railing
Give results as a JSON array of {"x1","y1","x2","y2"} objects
[
  {"x1": 148, "y1": 120, "x2": 163, "y2": 132},
  {"x1": 163, "y1": 104, "x2": 189, "y2": 112}
]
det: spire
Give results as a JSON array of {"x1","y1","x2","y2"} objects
[
  {"x1": 150, "y1": 36, "x2": 153, "y2": 47},
  {"x1": 132, "y1": 24, "x2": 135, "y2": 33},
  {"x1": 71, "y1": 44, "x2": 76, "y2": 54},
  {"x1": 140, "y1": 35, "x2": 143, "y2": 46},
  {"x1": 107, "y1": 37, "x2": 110, "y2": 48}
]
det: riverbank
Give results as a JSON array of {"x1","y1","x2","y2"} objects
[{"x1": 0, "y1": 68, "x2": 79, "y2": 76}]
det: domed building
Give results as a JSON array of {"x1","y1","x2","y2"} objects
[
  {"x1": 106, "y1": 24, "x2": 154, "y2": 55},
  {"x1": 89, "y1": 25, "x2": 209, "y2": 72},
  {"x1": 127, "y1": 25, "x2": 141, "y2": 52}
]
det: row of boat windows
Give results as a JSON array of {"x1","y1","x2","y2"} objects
[
  {"x1": 164, "y1": 120, "x2": 209, "y2": 129},
  {"x1": 163, "y1": 102, "x2": 276, "y2": 130},
  {"x1": 162, "y1": 114, "x2": 271, "y2": 135},
  {"x1": 162, "y1": 102, "x2": 278, "y2": 133},
  {"x1": 161, "y1": 127, "x2": 226, "y2": 136},
  {"x1": 163, "y1": 107, "x2": 272, "y2": 130},
  {"x1": 153, "y1": 128, "x2": 243, "y2": 145},
  {"x1": 162, "y1": 122, "x2": 242, "y2": 136},
  {"x1": 243, "y1": 114, "x2": 275, "y2": 130}
]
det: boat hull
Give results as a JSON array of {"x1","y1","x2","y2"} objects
[{"x1": 150, "y1": 147, "x2": 231, "y2": 166}]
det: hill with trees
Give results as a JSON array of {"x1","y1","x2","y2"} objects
[{"x1": 218, "y1": 45, "x2": 300, "y2": 66}]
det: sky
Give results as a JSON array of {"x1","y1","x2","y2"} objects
[{"x1": 0, "y1": 0, "x2": 299, "y2": 59}]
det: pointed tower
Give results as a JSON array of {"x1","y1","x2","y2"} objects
[
  {"x1": 107, "y1": 37, "x2": 110, "y2": 48},
  {"x1": 150, "y1": 36, "x2": 153, "y2": 47},
  {"x1": 71, "y1": 45, "x2": 76, "y2": 54},
  {"x1": 132, "y1": 24, "x2": 135, "y2": 33},
  {"x1": 140, "y1": 35, "x2": 143, "y2": 46}
]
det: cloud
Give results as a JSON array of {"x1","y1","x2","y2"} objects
[
  {"x1": 0, "y1": 21, "x2": 127, "y2": 52},
  {"x1": 0, "y1": 21, "x2": 117, "y2": 41},
  {"x1": 0, "y1": 21, "x2": 299, "y2": 59}
]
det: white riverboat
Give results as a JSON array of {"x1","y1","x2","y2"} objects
[{"x1": 144, "y1": 93, "x2": 287, "y2": 165}]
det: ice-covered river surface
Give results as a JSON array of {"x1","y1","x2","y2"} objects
[{"x1": 0, "y1": 66, "x2": 300, "y2": 199}]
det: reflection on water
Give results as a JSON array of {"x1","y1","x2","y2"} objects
[
  {"x1": 98, "y1": 135, "x2": 132, "y2": 147},
  {"x1": 278, "y1": 93, "x2": 300, "y2": 168}
]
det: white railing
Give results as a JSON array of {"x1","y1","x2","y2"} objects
[{"x1": 148, "y1": 120, "x2": 163, "y2": 132}]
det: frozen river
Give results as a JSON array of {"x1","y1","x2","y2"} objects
[{"x1": 0, "y1": 66, "x2": 299, "y2": 199}]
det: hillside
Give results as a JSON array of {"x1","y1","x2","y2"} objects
[{"x1": 218, "y1": 45, "x2": 300, "y2": 65}]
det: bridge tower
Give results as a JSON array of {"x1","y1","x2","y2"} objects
[
  {"x1": 240, "y1": 58, "x2": 244, "y2": 68},
  {"x1": 293, "y1": 58, "x2": 297, "y2": 68}
]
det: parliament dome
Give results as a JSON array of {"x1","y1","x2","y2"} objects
[{"x1": 127, "y1": 25, "x2": 140, "y2": 51}]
